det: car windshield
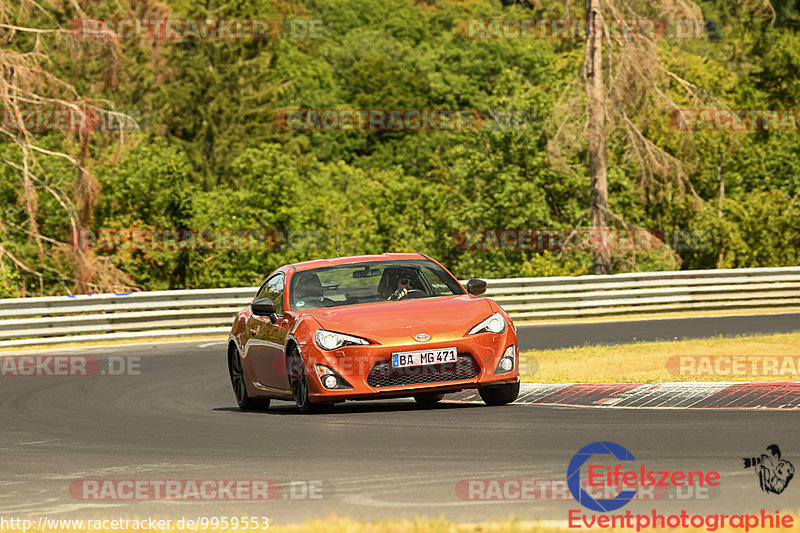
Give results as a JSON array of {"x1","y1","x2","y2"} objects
[{"x1": 288, "y1": 260, "x2": 465, "y2": 310}]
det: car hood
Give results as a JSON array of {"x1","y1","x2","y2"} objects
[{"x1": 302, "y1": 295, "x2": 495, "y2": 345}]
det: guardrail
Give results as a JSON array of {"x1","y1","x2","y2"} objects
[{"x1": 1, "y1": 266, "x2": 798, "y2": 347}]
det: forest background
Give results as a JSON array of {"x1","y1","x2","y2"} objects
[{"x1": 1, "y1": 0, "x2": 798, "y2": 296}]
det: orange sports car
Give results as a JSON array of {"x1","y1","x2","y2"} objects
[{"x1": 227, "y1": 253, "x2": 519, "y2": 413}]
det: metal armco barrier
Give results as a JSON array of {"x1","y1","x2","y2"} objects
[{"x1": 0, "y1": 266, "x2": 798, "y2": 347}]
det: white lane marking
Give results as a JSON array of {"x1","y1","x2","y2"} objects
[
  {"x1": 0, "y1": 499, "x2": 123, "y2": 514},
  {"x1": 41, "y1": 462, "x2": 207, "y2": 480},
  {"x1": 600, "y1": 384, "x2": 660, "y2": 406},
  {"x1": 198, "y1": 341, "x2": 227, "y2": 348},
  {"x1": 331, "y1": 469, "x2": 528, "y2": 485},
  {"x1": 343, "y1": 492, "x2": 535, "y2": 508},
  {"x1": 1, "y1": 337, "x2": 227, "y2": 354},
  {"x1": 340, "y1": 477, "x2": 570, "y2": 512}
]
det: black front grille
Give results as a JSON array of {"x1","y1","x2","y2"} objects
[{"x1": 367, "y1": 354, "x2": 480, "y2": 388}]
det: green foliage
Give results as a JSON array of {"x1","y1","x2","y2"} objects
[
  {"x1": 0, "y1": 260, "x2": 21, "y2": 298},
  {"x1": 1, "y1": 0, "x2": 799, "y2": 295},
  {"x1": 92, "y1": 140, "x2": 198, "y2": 290}
]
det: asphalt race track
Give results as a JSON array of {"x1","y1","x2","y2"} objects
[{"x1": 1, "y1": 313, "x2": 799, "y2": 525}]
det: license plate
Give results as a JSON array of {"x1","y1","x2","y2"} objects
[{"x1": 391, "y1": 347, "x2": 457, "y2": 368}]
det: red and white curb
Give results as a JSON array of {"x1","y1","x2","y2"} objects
[{"x1": 448, "y1": 382, "x2": 800, "y2": 409}]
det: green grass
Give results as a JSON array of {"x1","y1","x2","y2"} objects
[{"x1": 519, "y1": 332, "x2": 800, "y2": 383}]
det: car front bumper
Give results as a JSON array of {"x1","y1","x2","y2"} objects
[{"x1": 301, "y1": 330, "x2": 519, "y2": 402}]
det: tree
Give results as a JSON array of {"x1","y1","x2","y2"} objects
[
  {"x1": 0, "y1": 0, "x2": 136, "y2": 294},
  {"x1": 585, "y1": 0, "x2": 610, "y2": 274}
]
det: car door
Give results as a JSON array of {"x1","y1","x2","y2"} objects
[{"x1": 246, "y1": 273, "x2": 289, "y2": 393}]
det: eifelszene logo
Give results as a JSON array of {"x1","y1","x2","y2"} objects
[
  {"x1": 743, "y1": 444, "x2": 794, "y2": 494},
  {"x1": 567, "y1": 441, "x2": 637, "y2": 512},
  {"x1": 567, "y1": 441, "x2": 721, "y2": 512}
]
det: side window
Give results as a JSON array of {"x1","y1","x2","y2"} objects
[
  {"x1": 258, "y1": 274, "x2": 285, "y2": 315},
  {"x1": 255, "y1": 281, "x2": 270, "y2": 301},
  {"x1": 420, "y1": 266, "x2": 451, "y2": 296}
]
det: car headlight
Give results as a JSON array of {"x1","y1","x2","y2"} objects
[
  {"x1": 315, "y1": 330, "x2": 370, "y2": 351},
  {"x1": 468, "y1": 312, "x2": 507, "y2": 335},
  {"x1": 495, "y1": 345, "x2": 515, "y2": 373},
  {"x1": 315, "y1": 364, "x2": 353, "y2": 389}
]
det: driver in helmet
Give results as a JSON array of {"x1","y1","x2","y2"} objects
[
  {"x1": 388, "y1": 274, "x2": 416, "y2": 301},
  {"x1": 381, "y1": 267, "x2": 421, "y2": 301}
]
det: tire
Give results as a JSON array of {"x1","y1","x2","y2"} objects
[
  {"x1": 288, "y1": 346, "x2": 332, "y2": 414},
  {"x1": 413, "y1": 392, "x2": 445, "y2": 407},
  {"x1": 478, "y1": 382, "x2": 520, "y2": 406},
  {"x1": 229, "y1": 345, "x2": 270, "y2": 411}
]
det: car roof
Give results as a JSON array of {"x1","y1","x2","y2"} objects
[{"x1": 291, "y1": 253, "x2": 429, "y2": 272}]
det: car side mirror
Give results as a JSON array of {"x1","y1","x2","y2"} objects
[
  {"x1": 251, "y1": 298, "x2": 278, "y2": 322},
  {"x1": 466, "y1": 278, "x2": 487, "y2": 296}
]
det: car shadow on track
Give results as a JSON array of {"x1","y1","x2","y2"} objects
[{"x1": 213, "y1": 399, "x2": 486, "y2": 415}]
